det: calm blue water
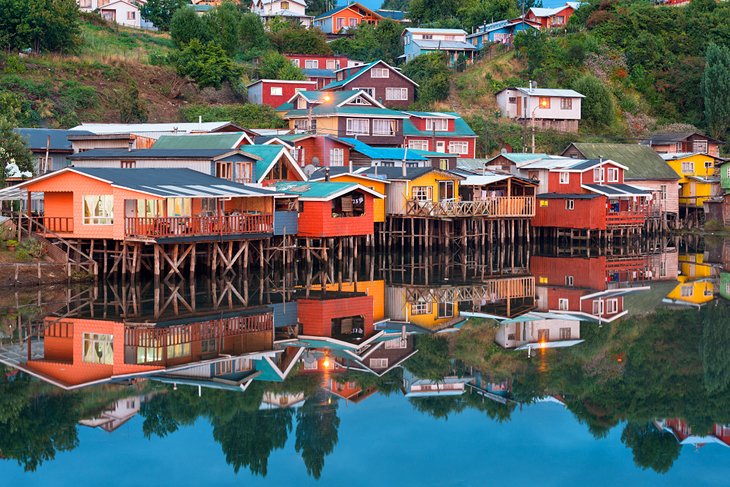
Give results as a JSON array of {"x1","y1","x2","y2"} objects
[
  {"x1": 3, "y1": 395, "x2": 729, "y2": 486},
  {"x1": 357, "y1": 0, "x2": 568, "y2": 12}
]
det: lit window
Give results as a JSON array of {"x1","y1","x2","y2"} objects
[
  {"x1": 539, "y1": 97, "x2": 551, "y2": 109},
  {"x1": 281, "y1": 1, "x2": 289, "y2": 9},
  {"x1": 83, "y1": 195, "x2": 114, "y2": 225}
]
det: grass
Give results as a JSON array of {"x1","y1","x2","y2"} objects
[{"x1": 78, "y1": 23, "x2": 174, "y2": 65}]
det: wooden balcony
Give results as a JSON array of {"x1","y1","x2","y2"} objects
[
  {"x1": 32, "y1": 217, "x2": 74, "y2": 234},
  {"x1": 406, "y1": 197, "x2": 535, "y2": 218},
  {"x1": 124, "y1": 214, "x2": 273, "y2": 239},
  {"x1": 606, "y1": 210, "x2": 647, "y2": 227}
]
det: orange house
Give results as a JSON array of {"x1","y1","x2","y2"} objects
[
  {"x1": 313, "y1": 2, "x2": 383, "y2": 34},
  {"x1": 274, "y1": 181, "x2": 384, "y2": 238},
  {"x1": 16, "y1": 167, "x2": 282, "y2": 241}
]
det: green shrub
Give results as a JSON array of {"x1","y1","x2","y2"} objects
[
  {"x1": 2, "y1": 55, "x2": 25, "y2": 74},
  {"x1": 14, "y1": 249, "x2": 30, "y2": 261},
  {"x1": 18, "y1": 237, "x2": 44, "y2": 258},
  {"x1": 173, "y1": 39, "x2": 242, "y2": 89},
  {"x1": 179, "y1": 103, "x2": 287, "y2": 129},
  {"x1": 61, "y1": 81, "x2": 98, "y2": 110}
]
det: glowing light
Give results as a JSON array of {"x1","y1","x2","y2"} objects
[
  {"x1": 323, "y1": 94, "x2": 332, "y2": 103},
  {"x1": 323, "y1": 358, "x2": 331, "y2": 368}
]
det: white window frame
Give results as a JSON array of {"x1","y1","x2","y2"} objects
[
  {"x1": 372, "y1": 68, "x2": 390, "y2": 78},
  {"x1": 369, "y1": 358, "x2": 388, "y2": 368},
  {"x1": 411, "y1": 186, "x2": 433, "y2": 202},
  {"x1": 606, "y1": 298, "x2": 619, "y2": 314},
  {"x1": 607, "y1": 167, "x2": 619, "y2": 182},
  {"x1": 270, "y1": 86, "x2": 283, "y2": 96},
  {"x1": 305, "y1": 59, "x2": 318, "y2": 69},
  {"x1": 411, "y1": 301, "x2": 432, "y2": 315},
  {"x1": 448, "y1": 141, "x2": 469, "y2": 155},
  {"x1": 560, "y1": 97, "x2": 572, "y2": 110},
  {"x1": 558, "y1": 298, "x2": 569, "y2": 311},
  {"x1": 682, "y1": 161, "x2": 694, "y2": 174},
  {"x1": 346, "y1": 118, "x2": 369, "y2": 135},
  {"x1": 559, "y1": 172, "x2": 570, "y2": 184},
  {"x1": 291, "y1": 58, "x2": 300, "y2": 67},
  {"x1": 83, "y1": 195, "x2": 114, "y2": 225},
  {"x1": 326, "y1": 59, "x2": 336, "y2": 70},
  {"x1": 681, "y1": 285, "x2": 693, "y2": 297},
  {"x1": 372, "y1": 119, "x2": 396, "y2": 136},
  {"x1": 593, "y1": 167, "x2": 604, "y2": 183},
  {"x1": 592, "y1": 300, "x2": 604, "y2": 315},
  {"x1": 330, "y1": 148, "x2": 344, "y2": 166},
  {"x1": 565, "y1": 275, "x2": 574, "y2": 286},
  {"x1": 426, "y1": 118, "x2": 448, "y2": 132},
  {"x1": 408, "y1": 140, "x2": 428, "y2": 151},
  {"x1": 385, "y1": 87, "x2": 408, "y2": 100}
]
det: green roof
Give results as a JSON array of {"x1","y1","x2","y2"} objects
[
  {"x1": 254, "y1": 357, "x2": 284, "y2": 382},
  {"x1": 273, "y1": 181, "x2": 358, "y2": 199},
  {"x1": 242, "y1": 145, "x2": 286, "y2": 181},
  {"x1": 153, "y1": 133, "x2": 248, "y2": 150},
  {"x1": 566, "y1": 143, "x2": 679, "y2": 181},
  {"x1": 321, "y1": 61, "x2": 378, "y2": 90},
  {"x1": 403, "y1": 112, "x2": 477, "y2": 137},
  {"x1": 485, "y1": 152, "x2": 549, "y2": 164}
]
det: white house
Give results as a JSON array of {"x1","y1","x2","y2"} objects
[
  {"x1": 494, "y1": 85, "x2": 585, "y2": 132},
  {"x1": 401, "y1": 28, "x2": 476, "y2": 67},
  {"x1": 250, "y1": 0, "x2": 313, "y2": 27},
  {"x1": 77, "y1": 0, "x2": 155, "y2": 30}
]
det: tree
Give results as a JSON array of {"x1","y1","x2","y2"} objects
[
  {"x1": 268, "y1": 23, "x2": 332, "y2": 55},
  {"x1": 701, "y1": 301, "x2": 730, "y2": 394},
  {"x1": 170, "y1": 6, "x2": 210, "y2": 47},
  {"x1": 140, "y1": 0, "x2": 187, "y2": 31},
  {"x1": 402, "y1": 52, "x2": 452, "y2": 105},
  {"x1": 0, "y1": 117, "x2": 33, "y2": 184},
  {"x1": 204, "y1": 1, "x2": 245, "y2": 56},
  {"x1": 258, "y1": 51, "x2": 306, "y2": 80},
  {"x1": 702, "y1": 43, "x2": 730, "y2": 140},
  {"x1": 0, "y1": 0, "x2": 80, "y2": 52},
  {"x1": 330, "y1": 20, "x2": 405, "y2": 65},
  {"x1": 404, "y1": 335, "x2": 452, "y2": 381},
  {"x1": 173, "y1": 39, "x2": 243, "y2": 89},
  {"x1": 306, "y1": 0, "x2": 336, "y2": 17},
  {"x1": 180, "y1": 103, "x2": 288, "y2": 128},
  {"x1": 621, "y1": 422, "x2": 682, "y2": 474},
  {"x1": 118, "y1": 83, "x2": 149, "y2": 123},
  {"x1": 239, "y1": 12, "x2": 271, "y2": 57},
  {"x1": 572, "y1": 74, "x2": 615, "y2": 127}
]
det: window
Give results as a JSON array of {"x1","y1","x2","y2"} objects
[
  {"x1": 120, "y1": 160, "x2": 136, "y2": 168},
  {"x1": 559, "y1": 328, "x2": 571, "y2": 340},
  {"x1": 408, "y1": 140, "x2": 428, "y2": 150},
  {"x1": 216, "y1": 161, "x2": 233, "y2": 180},
  {"x1": 280, "y1": 1, "x2": 289, "y2": 9},
  {"x1": 422, "y1": 34, "x2": 433, "y2": 40},
  {"x1": 682, "y1": 161, "x2": 694, "y2": 174},
  {"x1": 558, "y1": 298, "x2": 569, "y2": 311},
  {"x1": 448, "y1": 141, "x2": 469, "y2": 155},
  {"x1": 136, "y1": 199, "x2": 163, "y2": 218},
  {"x1": 538, "y1": 97, "x2": 551, "y2": 109},
  {"x1": 593, "y1": 167, "x2": 604, "y2": 182},
  {"x1": 349, "y1": 18, "x2": 357, "y2": 27},
  {"x1": 681, "y1": 285, "x2": 693, "y2": 297},
  {"x1": 727, "y1": 166, "x2": 730, "y2": 179},
  {"x1": 83, "y1": 195, "x2": 114, "y2": 225},
  {"x1": 83, "y1": 333, "x2": 114, "y2": 364},
  {"x1": 296, "y1": 97, "x2": 307, "y2": 110},
  {"x1": 235, "y1": 162, "x2": 253, "y2": 184},
  {"x1": 336, "y1": 18, "x2": 344, "y2": 30},
  {"x1": 537, "y1": 329, "x2": 550, "y2": 341},
  {"x1": 291, "y1": 59, "x2": 300, "y2": 67},
  {"x1": 607, "y1": 167, "x2": 619, "y2": 182},
  {"x1": 437, "y1": 302, "x2": 454, "y2": 318},
  {"x1": 346, "y1": 118, "x2": 369, "y2": 135},
  {"x1": 693, "y1": 140, "x2": 708, "y2": 153},
  {"x1": 559, "y1": 172, "x2": 570, "y2": 184},
  {"x1": 384, "y1": 337, "x2": 408, "y2": 349},
  {"x1": 565, "y1": 275, "x2": 574, "y2": 286},
  {"x1": 79, "y1": 0, "x2": 91, "y2": 7},
  {"x1": 370, "y1": 358, "x2": 388, "y2": 368},
  {"x1": 411, "y1": 301, "x2": 432, "y2": 315},
  {"x1": 439, "y1": 159, "x2": 449, "y2": 170},
  {"x1": 411, "y1": 186, "x2": 433, "y2": 201},
  {"x1": 270, "y1": 86, "x2": 283, "y2": 96},
  {"x1": 508, "y1": 96, "x2": 517, "y2": 104},
  {"x1": 352, "y1": 89, "x2": 374, "y2": 98},
  {"x1": 386, "y1": 87, "x2": 408, "y2": 100},
  {"x1": 592, "y1": 300, "x2": 604, "y2": 315},
  {"x1": 560, "y1": 97, "x2": 572, "y2": 110},
  {"x1": 326, "y1": 59, "x2": 336, "y2": 70},
  {"x1": 372, "y1": 119, "x2": 397, "y2": 136},
  {"x1": 331, "y1": 191, "x2": 365, "y2": 217},
  {"x1": 127, "y1": 11, "x2": 136, "y2": 20},
  {"x1": 305, "y1": 59, "x2": 318, "y2": 69},
  {"x1": 167, "y1": 198, "x2": 192, "y2": 217},
  {"x1": 372, "y1": 68, "x2": 390, "y2": 78},
  {"x1": 566, "y1": 199, "x2": 575, "y2": 210},
  {"x1": 330, "y1": 148, "x2": 344, "y2": 166},
  {"x1": 294, "y1": 119, "x2": 309, "y2": 132},
  {"x1": 660, "y1": 184, "x2": 667, "y2": 201},
  {"x1": 606, "y1": 299, "x2": 619, "y2": 314},
  {"x1": 426, "y1": 118, "x2": 448, "y2": 131},
  {"x1": 438, "y1": 180, "x2": 455, "y2": 201}
]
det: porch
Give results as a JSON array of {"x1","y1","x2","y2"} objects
[
  {"x1": 124, "y1": 214, "x2": 274, "y2": 239},
  {"x1": 606, "y1": 210, "x2": 648, "y2": 227},
  {"x1": 406, "y1": 196, "x2": 535, "y2": 218}
]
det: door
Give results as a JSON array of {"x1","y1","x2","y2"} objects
[
  {"x1": 438, "y1": 181, "x2": 454, "y2": 201},
  {"x1": 516, "y1": 96, "x2": 522, "y2": 117},
  {"x1": 125, "y1": 200, "x2": 136, "y2": 218},
  {"x1": 436, "y1": 141, "x2": 446, "y2": 153}
]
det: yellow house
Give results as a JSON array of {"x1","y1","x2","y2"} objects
[
  {"x1": 310, "y1": 170, "x2": 389, "y2": 223},
  {"x1": 662, "y1": 153, "x2": 722, "y2": 208},
  {"x1": 385, "y1": 285, "x2": 463, "y2": 332},
  {"x1": 664, "y1": 254, "x2": 716, "y2": 306}
]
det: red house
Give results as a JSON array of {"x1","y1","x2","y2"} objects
[
  {"x1": 273, "y1": 181, "x2": 384, "y2": 237},
  {"x1": 297, "y1": 292, "x2": 376, "y2": 345},
  {"x1": 531, "y1": 255, "x2": 650, "y2": 322},
  {"x1": 526, "y1": 3, "x2": 578, "y2": 29},
  {"x1": 247, "y1": 79, "x2": 317, "y2": 108},
  {"x1": 259, "y1": 134, "x2": 354, "y2": 168},
  {"x1": 403, "y1": 111, "x2": 478, "y2": 158},
  {"x1": 321, "y1": 60, "x2": 418, "y2": 108},
  {"x1": 285, "y1": 54, "x2": 361, "y2": 90},
  {"x1": 520, "y1": 157, "x2": 653, "y2": 232}
]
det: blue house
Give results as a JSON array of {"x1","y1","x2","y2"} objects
[
  {"x1": 14, "y1": 128, "x2": 93, "y2": 174},
  {"x1": 401, "y1": 28, "x2": 476, "y2": 67},
  {"x1": 466, "y1": 18, "x2": 541, "y2": 50}
]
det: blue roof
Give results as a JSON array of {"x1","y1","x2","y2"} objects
[
  {"x1": 340, "y1": 137, "x2": 429, "y2": 161},
  {"x1": 321, "y1": 61, "x2": 378, "y2": 90},
  {"x1": 14, "y1": 128, "x2": 92, "y2": 151},
  {"x1": 303, "y1": 68, "x2": 336, "y2": 78},
  {"x1": 377, "y1": 9, "x2": 407, "y2": 21},
  {"x1": 254, "y1": 357, "x2": 284, "y2": 382}
]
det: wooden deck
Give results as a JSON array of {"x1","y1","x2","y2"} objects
[
  {"x1": 405, "y1": 276, "x2": 535, "y2": 303},
  {"x1": 124, "y1": 214, "x2": 273, "y2": 239},
  {"x1": 606, "y1": 211, "x2": 647, "y2": 227},
  {"x1": 406, "y1": 197, "x2": 535, "y2": 218}
]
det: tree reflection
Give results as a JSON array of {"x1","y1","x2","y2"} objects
[
  {"x1": 295, "y1": 392, "x2": 340, "y2": 480},
  {"x1": 621, "y1": 422, "x2": 681, "y2": 474}
]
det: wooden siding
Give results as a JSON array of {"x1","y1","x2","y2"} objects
[
  {"x1": 327, "y1": 64, "x2": 416, "y2": 108},
  {"x1": 532, "y1": 196, "x2": 607, "y2": 230},
  {"x1": 296, "y1": 195, "x2": 375, "y2": 237},
  {"x1": 297, "y1": 295, "x2": 375, "y2": 339}
]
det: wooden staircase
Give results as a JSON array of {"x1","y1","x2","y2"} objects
[{"x1": 21, "y1": 215, "x2": 98, "y2": 278}]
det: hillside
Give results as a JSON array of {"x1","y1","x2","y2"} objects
[{"x1": 0, "y1": 18, "x2": 240, "y2": 128}]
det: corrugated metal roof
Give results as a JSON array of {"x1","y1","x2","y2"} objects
[
  {"x1": 519, "y1": 156, "x2": 585, "y2": 169},
  {"x1": 13, "y1": 128, "x2": 93, "y2": 151},
  {"x1": 273, "y1": 181, "x2": 358, "y2": 199},
  {"x1": 403, "y1": 112, "x2": 476, "y2": 137},
  {"x1": 152, "y1": 133, "x2": 248, "y2": 150},
  {"x1": 70, "y1": 122, "x2": 241, "y2": 134},
  {"x1": 566, "y1": 143, "x2": 680, "y2": 181},
  {"x1": 242, "y1": 145, "x2": 288, "y2": 181},
  {"x1": 341, "y1": 138, "x2": 428, "y2": 161},
  {"x1": 377, "y1": 9, "x2": 407, "y2": 20},
  {"x1": 405, "y1": 28, "x2": 468, "y2": 34},
  {"x1": 412, "y1": 39, "x2": 476, "y2": 50},
  {"x1": 63, "y1": 167, "x2": 280, "y2": 198},
  {"x1": 302, "y1": 68, "x2": 336, "y2": 77},
  {"x1": 69, "y1": 148, "x2": 252, "y2": 160},
  {"x1": 537, "y1": 192, "x2": 601, "y2": 199},
  {"x1": 314, "y1": 2, "x2": 380, "y2": 20},
  {"x1": 508, "y1": 87, "x2": 585, "y2": 98}
]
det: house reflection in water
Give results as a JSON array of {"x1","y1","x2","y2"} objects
[
  {"x1": 78, "y1": 394, "x2": 151, "y2": 432},
  {"x1": 655, "y1": 418, "x2": 730, "y2": 449},
  {"x1": 402, "y1": 369, "x2": 472, "y2": 397},
  {"x1": 494, "y1": 312, "x2": 583, "y2": 350},
  {"x1": 663, "y1": 253, "x2": 717, "y2": 307}
]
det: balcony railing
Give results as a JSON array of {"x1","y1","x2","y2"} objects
[
  {"x1": 124, "y1": 214, "x2": 273, "y2": 239},
  {"x1": 406, "y1": 196, "x2": 535, "y2": 218},
  {"x1": 606, "y1": 210, "x2": 647, "y2": 227},
  {"x1": 32, "y1": 217, "x2": 74, "y2": 234}
]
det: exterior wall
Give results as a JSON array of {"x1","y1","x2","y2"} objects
[
  {"x1": 248, "y1": 80, "x2": 317, "y2": 108},
  {"x1": 531, "y1": 256, "x2": 608, "y2": 290},
  {"x1": 297, "y1": 295, "x2": 375, "y2": 340},
  {"x1": 328, "y1": 175, "x2": 386, "y2": 222},
  {"x1": 630, "y1": 179, "x2": 679, "y2": 215},
  {"x1": 404, "y1": 136, "x2": 476, "y2": 158},
  {"x1": 385, "y1": 172, "x2": 461, "y2": 216},
  {"x1": 71, "y1": 158, "x2": 213, "y2": 174},
  {"x1": 666, "y1": 153, "x2": 718, "y2": 207},
  {"x1": 100, "y1": 2, "x2": 143, "y2": 29},
  {"x1": 297, "y1": 195, "x2": 375, "y2": 237},
  {"x1": 496, "y1": 89, "x2": 582, "y2": 125},
  {"x1": 324, "y1": 280, "x2": 386, "y2": 321},
  {"x1": 329, "y1": 65, "x2": 416, "y2": 108},
  {"x1": 291, "y1": 137, "x2": 351, "y2": 167},
  {"x1": 274, "y1": 210, "x2": 298, "y2": 235},
  {"x1": 286, "y1": 54, "x2": 351, "y2": 71},
  {"x1": 527, "y1": 6, "x2": 575, "y2": 29},
  {"x1": 581, "y1": 162, "x2": 625, "y2": 185},
  {"x1": 495, "y1": 319, "x2": 580, "y2": 348},
  {"x1": 546, "y1": 170, "x2": 583, "y2": 193},
  {"x1": 336, "y1": 117, "x2": 404, "y2": 146},
  {"x1": 532, "y1": 196, "x2": 607, "y2": 230}
]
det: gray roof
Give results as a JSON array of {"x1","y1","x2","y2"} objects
[
  {"x1": 564, "y1": 143, "x2": 679, "y2": 181},
  {"x1": 537, "y1": 192, "x2": 602, "y2": 200},
  {"x1": 69, "y1": 168, "x2": 280, "y2": 198},
  {"x1": 70, "y1": 122, "x2": 243, "y2": 135},
  {"x1": 69, "y1": 148, "x2": 252, "y2": 160},
  {"x1": 648, "y1": 131, "x2": 724, "y2": 144},
  {"x1": 14, "y1": 128, "x2": 93, "y2": 151},
  {"x1": 507, "y1": 87, "x2": 585, "y2": 98},
  {"x1": 405, "y1": 28, "x2": 468, "y2": 35},
  {"x1": 413, "y1": 39, "x2": 476, "y2": 51}
]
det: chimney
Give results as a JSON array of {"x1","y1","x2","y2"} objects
[
  {"x1": 198, "y1": 115, "x2": 203, "y2": 128},
  {"x1": 128, "y1": 139, "x2": 133, "y2": 152},
  {"x1": 528, "y1": 80, "x2": 534, "y2": 93},
  {"x1": 348, "y1": 159, "x2": 353, "y2": 173},
  {"x1": 325, "y1": 167, "x2": 330, "y2": 182}
]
